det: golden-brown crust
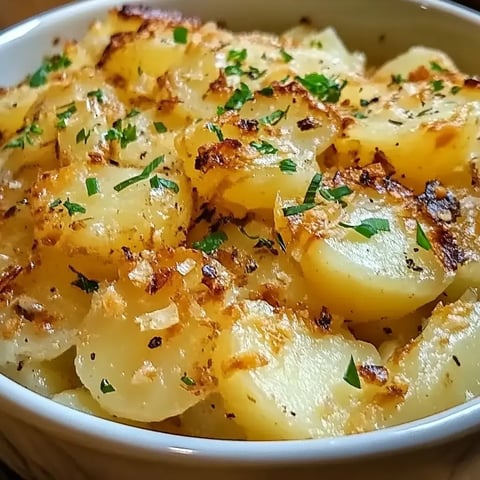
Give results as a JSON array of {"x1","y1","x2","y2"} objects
[{"x1": 195, "y1": 139, "x2": 248, "y2": 173}]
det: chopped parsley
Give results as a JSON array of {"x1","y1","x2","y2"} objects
[
  {"x1": 353, "y1": 112, "x2": 368, "y2": 119},
  {"x1": 450, "y1": 85, "x2": 461, "y2": 95},
  {"x1": 149, "y1": 175, "x2": 179, "y2": 193},
  {"x1": 207, "y1": 122, "x2": 224, "y2": 142},
  {"x1": 113, "y1": 155, "x2": 164, "y2": 192},
  {"x1": 29, "y1": 54, "x2": 72, "y2": 88},
  {"x1": 173, "y1": 26, "x2": 188, "y2": 44},
  {"x1": 192, "y1": 231, "x2": 228, "y2": 254},
  {"x1": 100, "y1": 378, "x2": 115, "y2": 394},
  {"x1": 250, "y1": 139, "x2": 278, "y2": 154},
  {"x1": 430, "y1": 61, "x2": 445, "y2": 72},
  {"x1": 282, "y1": 203, "x2": 316, "y2": 216},
  {"x1": 49, "y1": 198, "x2": 62, "y2": 209},
  {"x1": 279, "y1": 158, "x2": 297, "y2": 173},
  {"x1": 126, "y1": 108, "x2": 140, "y2": 118},
  {"x1": 87, "y1": 89, "x2": 104, "y2": 103},
  {"x1": 56, "y1": 103, "x2": 77, "y2": 129},
  {"x1": 416, "y1": 221, "x2": 432, "y2": 251},
  {"x1": 431, "y1": 79, "x2": 444, "y2": 92},
  {"x1": 3, "y1": 123, "x2": 43, "y2": 150},
  {"x1": 259, "y1": 106, "x2": 290, "y2": 126},
  {"x1": 153, "y1": 121, "x2": 167, "y2": 133},
  {"x1": 295, "y1": 73, "x2": 347, "y2": 103},
  {"x1": 224, "y1": 82, "x2": 254, "y2": 111},
  {"x1": 304, "y1": 172, "x2": 323, "y2": 204},
  {"x1": 319, "y1": 185, "x2": 352, "y2": 205},
  {"x1": 105, "y1": 121, "x2": 137, "y2": 149},
  {"x1": 280, "y1": 48, "x2": 293, "y2": 63},
  {"x1": 258, "y1": 86, "x2": 274, "y2": 97},
  {"x1": 390, "y1": 74, "x2": 404, "y2": 85},
  {"x1": 85, "y1": 177, "x2": 100, "y2": 196},
  {"x1": 181, "y1": 374, "x2": 196, "y2": 387},
  {"x1": 63, "y1": 199, "x2": 86, "y2": 216},
  {"x1": 227, "y1": 48, "x2": 247, "y2": 64},
  {"x1": 69, "y1": 265, "x2": 99, "y2": 294},
  {"x1": 76, "y1": 128, "x2": 91, "y2": 144},
  {"x1": 310, "y1": 40, "x2": 323, "y2": 48},
  {"x1": 343, "y1": 355, "x2": 361, "y2": 389},
  {"x1": 225, "y1": 64, "x2": 243, "y2": 76},
  {"x1": 339, "y1": 217, "x2": 390, "y2": 239}
]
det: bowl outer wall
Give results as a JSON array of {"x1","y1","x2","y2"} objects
[{"x1": 0, "y1": 0, "x2": 480, "y2": 468}]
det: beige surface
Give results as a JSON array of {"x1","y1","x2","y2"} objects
[{"x1": 0, "y1": 0, "x2": 70, "y2": 29}]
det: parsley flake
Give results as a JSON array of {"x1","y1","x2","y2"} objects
[
  {"x1": 85, "y1": 177, "x2": 100, "y2": 197},
  {"x1": 416, "y1": 221, "x2": 432, "y2": 251},
  {"x1": 227, "y1": 49, "x2": 247, "y2": 64},
  {"x1": 339, "y1": 218, "x2": 390, "y2": 239},
  {"x1": 113, "y1": 155, "x2": 164, "y2": 192},
  {"x1": 63, "y1": 199, "x2": 86, "y2": 216},
  {"x1": 450, "y1": 85, "x2": 461, "y2": 95},
  {"x1": 49, "y1": 198, "x2": 62, "y2": 209},
  {"x1": 431, "y1": 79, "x2": 444, "y2": 92},
  {"x1": 149, "y1": 175, "x2": 179, "y2": 193},
  {"x1": 3, "y1": 123, "x2": 43, "y2": 150},
  {"x1": 192, "y1": 231, "x2": 228, "y2": 254},
  {"x1": 282, "y1": 203, "x2": 316, "y2": 216},
  {"x1": 258, "y1": 86, "x2": 274, "y2": 97},
  {"x1": 56, "y1": 103, "x2": 77, "y2": 129},
  {"x1": 250, "y1": 139, "x2": 278, "y2": 154},
  {"x1": 100, "y1": 378, "x2": 115, "y2": 394},
  {"x1": 173, "y1": 26, "x2": 188, "y2": 44},
  {"x1": 295, "y1": 73, "x2": 347, "y2": 103},
  {"x1": 430, "y1": 61, "x2": 446, "y2": 72},
  {"x1": 69, "y1": 265, "x2": 99, "y2": 294},
  {"x1": 390, "y1": 74, "x2": 404, "y2": 85},
  {"x1": 279, "y1": 158, "x2": 297, "y2": 173},
  {"x1": 259, "y1": 106, "x2": 290, "y2": 126},
  {"x1": 76, "y1": 128, "x2": 91, "y2": 144},
  {"x1": 181, "y1": 374, "x2": 196, "y2": 387},
  {"x1": 319, "y1": 185, "x2": 353, "y2": 205},
  {"x1": 343, "y1": 355, "x2": 361, "y2": 389},
  {"x1": 304, "y1": 172, "x2": 323, "y2": 204},
  {"x1": 280, "y1": 48, "x2": 293, "y2": 63},
  {"x1": 29, "y1": 54, "x2": 72, "y2": 88},
  {"x1": 310, "y1": 40, "x2": 323, "y2": 48},
  {"x1": 126, "y1": 108, "x2": 140, "y2": 118},
  {"x1": 153, "y1": 121, "x2": 167, "y2": 133},
  {"x1": 105, "y1": 121, "x2": 137, "y2": 149},
  {"x1": 224, "y1": 82, "x2": 253, "y2": 111},
  {"x1": 207, "y1": 123, "x2": 224, "y2": 142},
  {"x1": 87, "y1": 89, "x2": 104, "y2": 103}
]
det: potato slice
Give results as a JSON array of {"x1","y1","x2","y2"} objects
[
  {"x1": 75, "y1": 249, "x2": 227, "y2": 422},
  {"x1": 29, "y1": 161, "x2": 191, "y2": 258},
  {"x1": 214, "y1": 300, "x2": 381, "y2": 440},
  {"x1": 275, "y1": 184, "x2": 453, "y2": 322}
]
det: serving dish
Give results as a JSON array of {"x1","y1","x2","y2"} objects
[{"x1": 1, "y1": 0, "x2": 480, "y2": 479}]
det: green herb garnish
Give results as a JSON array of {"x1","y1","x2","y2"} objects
[
  {"x1": 319, "y1": 185, "x2": 353, "y2": 205},
  {"x1": 181, "y1": 374, "x2": 196, "y2": 387},
  {"x1": 339, "y1": 217, "x2": 390, "y2": 239},
  {"x1": 100, "y1": 378, "x2": 115, "y2": 394},
  {"x1": 304, "y1": 172, "x2": 323, "y2": 204},
  {"x1": 227, "y1": 49, "x2": 247, "y2": 64},
  {"x1": 224, "y1": 64, "x2": 243, "y2": 76},
  {"x1": 353, "y1": 112, "x2": 368, "y2": 119},
  {"x1": 173, "y1": 26, "x2": 188, "y2": 44},
  {"x1": 153, "y1": 121, "x2": 167, "y2": 133},
  {"x1": 259, "y1": 106, "x2": 290, "y2": 126},
  {"x1": 63, "y1": 199, "x2": 86, "y2": 216},
  {"x1": 450, "y1": 86, "x2": 461, "y2": 95},
  {"x1": 192, "y1": 231, "x2": 228, "y2": 254},
  {"x1": 126, "y1": 108, "x2": 140, "y2": 118},
  {"x1": 310, "y1": 40, "x2": 323, "y2": 48},
  {"x1": 430, "y1": 61, "x2": 445, "y2": 72},
  {"x1": 207, "y1": 123, "x2": 224, "y2": 142},
  {"x1": 279, "y1": 158, "x2": 297, "y2": 173},
  {"x1": 76, "y1": 128, "x2": 91, "y2": 144},
  {"x1": 416, "y1": 221, "x2": 432, "y2": 251},
  {"x1": 250, "y1": 140, "x2": 277, "y2": 154},
  {"x1": 258, "y1": 86, "x2": 274, "y2": 97},
  {"x1": 105, "y1": 121, "x2": 137, "y2": 149},
  {"x1": 85, "y1": 177, "x2": 99, "y2": 197},
  {"x1": 224, "y1": 82, "x2": 254, "y2": 111},
  {"x1": 3, "y1": 123, "x2": 43, "y2": 150},
  {"x1": 280, "y1": 48, "x2": 293, "y2": 63},
  {"x1": 390, "y1": 74, "x2": 404, "y2": 85},
  {"x1": 29, "y1": 54, "x2": 72, "y2": 88},
  {"x1": 113, "y1": 155, "x2": 164, "y2": 192},
  {"x1": 282, "y1": 203, "x2": 316, "y2": 216},
  {"x1": 295, "y1": 73, "x2": 347, "y2": 103},
  {"x1": 49, "y1": 198, "x2": 62, "y2": 209},
  {"x1": 87, "y1": 89, "x2": 104, "y2": 103},
  {"x1": 149, "y1": 175, "x2": 179, "y2": 193},
  {"x1": 431, "y1": 79, "x2": 444, "y2": 92},
  {"x1": 69, "y1": 265, "x2": 99, "y2": 294},
  {"x1": 56, "y1": 103, "x2": 77, "y2": 129},
  {"x1": 343, "y1": 355, "x2": 361, "y2": 389}
]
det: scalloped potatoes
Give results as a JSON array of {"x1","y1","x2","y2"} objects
[{"x1": 0, "y1": 4, "x2": 479, "y2": 440}]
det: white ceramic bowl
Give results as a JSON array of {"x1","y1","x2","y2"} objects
[{"x1": 1, "y1": 1, "x2": 480, "y2": 479}]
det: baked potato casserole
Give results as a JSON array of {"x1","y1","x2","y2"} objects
[{"x1": 0, "y1": 4, "x2": 479, "y2": 440}]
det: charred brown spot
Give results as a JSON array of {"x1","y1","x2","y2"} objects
[
  {"x1": 201, "y1": 264, "x2": 227, "y2": 294},
  {"x1": 3, "y1": 205, "x2": 17, "y2": 219},
  {"x1": 408, "y1": 65, "x2": 430, "y2": 82},
  {"x1": 118, "y1": 5, "x2": 200, "y2": 26},
  {"x1": 208, "y1": 72, "x2": 230, "y2": 94},
  {"x1": 313, "y1": 306, "x2": 332, "y2": 332},
  {"x1": 431, "y1": 228, "x2": 465, "y2": 271},
  {"x1": 297, "y1": 116, "x2": 321, "y2": 131},
  {"x1": 236, "y1": 118, "x2": 259, "y2": 133},
  {"x1": 417, "y1": 180, "x2": 461, "y2": 223},
  {"x1": 0, "y1": 265, "x2": 22, "y2": 294},
  {"x1": 195, "y1": 138, "x2": 244, "y2": 173},
  {"x1": 97, "y1": 32, "x2": 137, "y2": 68},
  {"x1": 147, "y1": 267, "x2": 173, "y2": 294},
  {"x1": 464, "y1": 77, "x2": 480, "y2": 89},
  {"x1": 373, "y1": 148, "x2": 396, "y2": 176},
  {"x1": 358, "y1": 364, "x2": 389, "y2": 385},
  {"x1": 121, "y1": 246, "x2": 134, "y2": 261}
]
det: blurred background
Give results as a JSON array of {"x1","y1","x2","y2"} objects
[{"x1": 0, "y1": 0, "x2": 479, "y2": 28}]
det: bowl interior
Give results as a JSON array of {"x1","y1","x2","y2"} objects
[{"x1": 0, "y1": 0, "x2": 480, "y2": 467}]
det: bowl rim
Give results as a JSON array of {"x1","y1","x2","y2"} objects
[{"x1": 1, "y1": 0, "x2": 480, "y2": 467}]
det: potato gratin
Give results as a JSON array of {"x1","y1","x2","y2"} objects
[{"x1": 0, "y1": 4, "x2": 479, "y2": 440}]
